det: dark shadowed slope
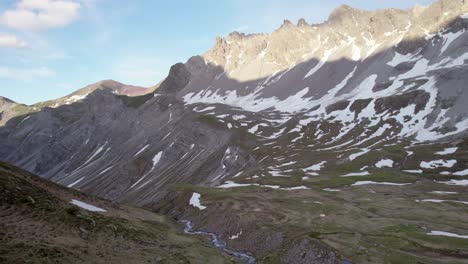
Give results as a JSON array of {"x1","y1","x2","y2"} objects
[{"x1": 0, "y1": 161, "x2": 231, "y2": 264}]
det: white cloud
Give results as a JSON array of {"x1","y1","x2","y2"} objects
[
  {"x1": 0, "y1": 0, "x2": 81, "y2": 31},
  {"x1": 0, "y1": 33, "x2": 28, "y2": 48},
  {"x1": 0, "y1": 66, "x2": 55, "y2": 80}
]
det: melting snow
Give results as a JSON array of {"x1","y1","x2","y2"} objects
[
  {"x1": 403, "y1": 169, "x2": 423, "y2": 174},
  {"x1": 435, "y1": 147, "x2": 458, "y2": 155},
  {"x1": 67, "y1": 177, "x2": 85, "y2": 188},
  {"x1": 189, "y1": 192, "x2": 207, "y2": 210},
  {"x1": 303, "y1": 161, "x2": 327, "y2": 172},
  {"x1": 375, "y1": 159, "x2": 394, "y2": 168},
  {"x1": 232, "y1": 115, "x2": 247, "y2": 120},
  {"x1": 19, "y1": 116, "x2": 31, "y2": 124},
  {"x1": 428, "y1": 231, "x2": 468, "y2": 239},
  {"x1": 419, "y1": 199, "x2": 468, "y2": 205},
  {"x1": 349, "y1": 148, "x2": 370, "y2": 161},
  {"x1": 184, "y1": 87, "x2": 314, "y2": 113},
  {"x1": 420, "y1": 160, "x2": 457, "y2": 169},
  {"x1": 194, "y1": 106, "x2": 216, "y2": 112},
  {"x1": 65, "y1": 94, "x2": 88, "y2": 104},
  {"x1": 430, "y1": 191, "x2": 458, "y2": 195},
  {"x1": 229, "y1": 230, "x2": 243, "y2": 240},
  {"x1": 323, "y1": 188, "x2": 341, "y2": 192},
  {"x1": 248, "y1": 124, "x2": 261, "y2": 134},
  {"x1": 278, "y1": 161, "x2": 297, "y2": 167},
  {"x1": 70, "y1": 199, "x2": 106, "y2": 212},
  {"x1": 304, "y1": 49, "x2": 335, "y2": 79},
  {"x1": 342, "y1": 171, "x2": 371, "y2": 177},
  {"x1": 438, "y1": 179, "x2": 468, "y2": 186},
  {"x1": 453, "y1": 169, "x2": 468, "y2": 176},
  {"x1": 83, "y1": 145, "x2": 106, "y2": 166},
  {"x1": 351, "y1": 181, "x2": 411, "y2": 186},
  {"x1": 134, "y1": 144, "x2": 150, "y2": 156},
  {"x1": 387, "y1": 51, "x2": 418, "y2": 67},
  {"x1": 217, "y1": 181, "x2": 252, "y2": 188},
  {"x1": 217, "y1": 181, "x2": 309, "y2": 190},
  {"x1": 130, "y1": 151, "x2": 163, "y2": 188},
  {"x1": 98, "y1": 166, "x2": 114, "y2": 175},
  {"x1": 351, "y1": 44, "x2": 361, "y2": 61},
  {"x1": 282, "y1": 186, "x2": 310, "y2": 190},
  {"x1": 440, "y1": 30, "x2": 465, "y2": 54}
]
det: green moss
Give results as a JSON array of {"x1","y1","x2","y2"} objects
[{"x1": 12, "y1": 104, "x2": 35, "y2": 116}]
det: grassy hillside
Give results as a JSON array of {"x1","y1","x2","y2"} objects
[{"x1": 0, "y1": 161, "x2": 231, "y2": 264}]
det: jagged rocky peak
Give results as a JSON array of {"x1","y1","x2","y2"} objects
[
  {"x1": 198, "y1": 0, "x2": 468, "y2": 82},
  {"x1": 156, "y1": 63, "x2": 191, "y2": 94},
  {"x1": 297, "y1": 18, "x2": 309, "y2": 27},
  {"x1": 327, "y1": 4, "x2": 360, "y2": 21},
  {"x1": 280, "y1": 19, "x2": 295, "y2": 29}
]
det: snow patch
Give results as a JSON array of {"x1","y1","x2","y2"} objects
[
  {"x1": 229, "y1": 230, "x2": 243, "y2": 240},
  {"x1": 440, "y1": 30, "x2": 465, "y2": 54},
  {"x1": 134, "y1": 144, "x2": 150, "y2": 156},
  {"x1": 349, "y1": 148, "x2": 370, "y2": 161},
  {"x1": 342, "y1": 171, "x2": 370, "y2": 177},
  {"x1": 403, "y1": 169, "x2": 423, "y2": 174},
  {"x1": 70, "y1": 199, "x2": 106, "y2": 212},
  {"x1": 420, "y1": 160, "x2": 457, "y2": 169},
  {"x1": 130, "y1": 151, "x2": 163, "y2": 188},
  {"x1": 323, "y1": 188, "x2": 341, "y2": 192},
  {"x1": 217, "y1": 181, "x2": 309, "y2": 190},
  {"x1": 67, "y1": 177, "x2": 85, "y2": 188},
  {"x1": 428, "y1": 231, "x2": 468, "y2": 239},
  {"x1": 351, "y1": 181, "x2": 411, "y2": 186},
  {"x1": 438, "y1": 179, "x2": 468, "y2": 186},
  {"x1": 419, "y1": 199, "x2": 468, "y2": 205},
  {"x1": 453, "y1": 169, "x2": 468, "y2": 176},
  {"x1": 430, "y1": 191, "x2": 458, "y2": 195},
  {"x1": 304, "y1": 49, "x2": 335, "y2": 79},
  {"x1": 193, "y1": 106, "x2": 216, "y2": 112},
  {"x1": 189, "y1": 192, "x2": 207, "y2": 210},
  {"x1": 375, "y1": 159, "x2": 394, "y2": 168},
  {"x1": 435, "y1": 147, "x2": 458, "y2": 155},
  {"x1": 303, "y1": 161, "x2": 327, "y2": 172}
]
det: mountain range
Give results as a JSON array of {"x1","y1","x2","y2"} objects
[{"x1": 1, "y1": 0, "x2": 468, "y2": 263}]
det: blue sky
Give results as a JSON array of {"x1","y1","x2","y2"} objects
[{"x1": 0, "y1": 0, "x2": 434, "y2": 104}]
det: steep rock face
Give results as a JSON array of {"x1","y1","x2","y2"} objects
[
  {"x1": 0, "y1": 89, "x2": 253, "y2": 206},
  {"x1": 1, "y1": 0, "x2": 468, "y2": 207},
  {"x1": 155, "y1": 63, "x2": 191, "y2": 94}
]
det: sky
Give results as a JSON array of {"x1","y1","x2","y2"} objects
[{"x1": 0, "y1": 0, "x2": 435, "y2": 105}]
